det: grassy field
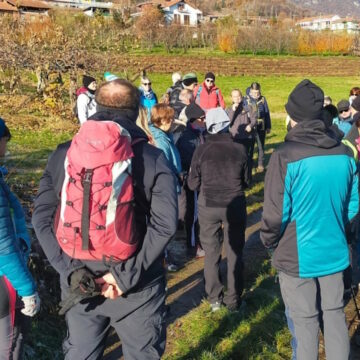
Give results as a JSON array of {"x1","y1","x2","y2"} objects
[{"x1": 0, "y1": 70, "x2": 357, "y2": 359}]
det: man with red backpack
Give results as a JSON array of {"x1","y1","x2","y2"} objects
[
  {"x1": 32, "y1": 79, "x2": 178, "y2": 359},
  {"x1": 193, "y1": 72, "x2": 226, "y2": 111}
]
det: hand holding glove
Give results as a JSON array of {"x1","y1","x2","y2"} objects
[{"x1": 21, "y1": 292, "x2": 40, "y2": 317}]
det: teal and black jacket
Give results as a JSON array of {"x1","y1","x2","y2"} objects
[{"x1": 261, "y1": 120, "x2": 359, "y2": 278}]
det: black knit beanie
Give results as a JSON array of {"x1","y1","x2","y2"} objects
[
  {"x1": 83, "y1": 75, "x2": 96, "y2": 90},
  {"x1": 204, "y1": 72, "x2": 215, "y2": 81},
  {"x1": 185, "y1": 102, "x2": 205, "y2": 122},
  {"x1": 285, "y1": 79, "x2": 324, "y2": 122}
]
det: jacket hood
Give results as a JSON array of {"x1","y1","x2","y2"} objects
[
  {"x1": 285, "y1": 119, "x2": 340, "y2": 149},
  {"x1": 88, "y1": 109, "x2": 148, "y2": 141},
  {"x1": 206, "y1": 107, "x2": 230, "y2": 134}
]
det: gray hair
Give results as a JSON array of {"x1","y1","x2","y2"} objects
[{"x1": 172, "y1": 72, "x2": 182, "y2": 85}]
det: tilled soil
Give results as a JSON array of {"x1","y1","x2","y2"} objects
[{"x1": 90, "y1": 54, "x2": 360, "y2": 77}]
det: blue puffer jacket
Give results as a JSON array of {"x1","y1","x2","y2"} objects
[
  {"x1": 149, "y1": 125, "x2": 182, "y2": 194},
  {"x1": 139, "y1": 88, "x2": 158, "y2": 119},
  {"x1": 0, "y1": 168, "x2": 35, "y2": 297}
]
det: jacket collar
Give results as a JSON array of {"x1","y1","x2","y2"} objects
[
  {"x1": 201, "y1": 82, "x2": 218, "y2": 93},
  {"x1": 285, "y1": 119, "x2": 340, "y2": 149},
  {"x1": 206, "y1": 132, "x2": 232, "y2": 142}
]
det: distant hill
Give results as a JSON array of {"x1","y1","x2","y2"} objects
[{"x1": 290, "y1": 0, "x2": 360, "y2": 18}]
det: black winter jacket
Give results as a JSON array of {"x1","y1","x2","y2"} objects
[
  {"x1": 176, "y1": 124, "x2": 207, "y2": 173},
  {"x1": 187, "y1": 133, "x2": 249, "y2": 207},
  {"x1": 32, "y1": 110, "x2": 178, "y2": 294}
]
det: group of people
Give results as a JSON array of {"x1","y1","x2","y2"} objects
[{"x1": 0, "y1": 72, "x2": 358, "y2": 360}]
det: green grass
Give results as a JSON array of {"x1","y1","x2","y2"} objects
[
  {"x1": 165, "y1": 261, "x2": 292, "y2": 360},
  {"x1": 4, "y1": 129, "x2": 74, "y2": 196},
  {"x1": 137, "y1": 74, "x2": 360, "y2": 115}
]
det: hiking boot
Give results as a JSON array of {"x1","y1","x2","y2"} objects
[
  {"x1": 195, "y1": 247, "x2": 205, "y2": 259},
  {"x1": 210, "y1": 301, "x2": 223, "y2": 312}
]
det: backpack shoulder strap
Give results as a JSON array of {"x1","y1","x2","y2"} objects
[
  {"x1": 216, "y1": 89, "x2": 220, "y2": 105},
  {"x1": 196, "y1": 86, "x2": 202, "y2": 102}
]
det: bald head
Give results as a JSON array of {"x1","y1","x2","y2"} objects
[
  {"x1": 179, "y1": 89, "x2": 193, "y2": 105},
  {"x1": 95, "y1": 79, "x2": 140, "y2": 110}
]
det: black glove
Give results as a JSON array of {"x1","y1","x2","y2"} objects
[
  {"x1": 59, "y1": 269, "x2": 101, "y2": 316},
  {"x1": 70, "y1": 268, "x2": 100, "y2": 295}
]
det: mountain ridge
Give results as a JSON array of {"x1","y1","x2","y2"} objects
[{"x1": 290, "y1": 0, "x2": 360, "y2": 18}]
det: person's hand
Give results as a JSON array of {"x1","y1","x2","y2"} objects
[
  {"x1": 21, "y1": 293, "x2": 40, "y2": 317},
  {"x1": 245, "y1": 124, "x2": 252, "y2": 133},
  {"x1": 95, "y1": 273, "x2": 123, "y2": 300},
  {"x1": 266, "y1": 129, "x2": 271, "y2": 134}
]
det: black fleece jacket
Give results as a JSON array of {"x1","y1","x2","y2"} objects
[
  {"x1": 187, "y1": 132, "x2": 249, "y2": 207},
  {"x1": 32, "y1": 109, "x2": 178, "y2": 294}
]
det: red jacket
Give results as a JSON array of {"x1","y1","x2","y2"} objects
[{"x1": 193, "y1": 82, "x2": 226, "y2": 111}]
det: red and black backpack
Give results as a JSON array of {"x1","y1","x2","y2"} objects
[{"x1": 55, "y1": 120, "x2": 140, "y2": 262}]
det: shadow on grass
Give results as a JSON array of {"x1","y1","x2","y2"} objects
[{"x1": 172, "y1": 272, "x2": 287, "y2": 360}]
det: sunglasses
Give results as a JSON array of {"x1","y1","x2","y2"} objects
[
  {"x1": 142, "y1": 82, "x2": 151, "y2": 86},
  {"x1": 340, "y1": 109, "x2": 349, "y2": 114},
  {"x1": 205, "y1": 79, "x2": 214, "y2": 83}
]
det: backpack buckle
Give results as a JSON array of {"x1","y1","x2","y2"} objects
[{"x1": 83, "y1": 169, "x2": 93, "y2": 183}]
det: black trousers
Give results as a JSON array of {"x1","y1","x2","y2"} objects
[
  {"x1": 235, "y1": 138, "x2": 253, "y2": 182},
  {"x1": 198, "y1": 197, "x2": 246, "y2": 306},
  {"x1": 179, "y1": 185, "x2": 199, "y2": 248},
  {"x1": 254, "y1": 129, "x2": 266, "y2": 168}
]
